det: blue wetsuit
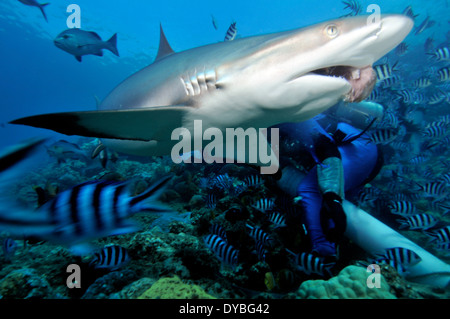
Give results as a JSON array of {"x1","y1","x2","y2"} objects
[{"x1": 278, "y1": 120, "x2": 382, "y2": 257}]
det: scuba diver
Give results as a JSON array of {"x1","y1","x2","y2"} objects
[{"x1": 274, "y1": 102, "x2": 385, "y2": 258}]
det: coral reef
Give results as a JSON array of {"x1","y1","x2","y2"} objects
[
  {"x1": 138, "y1": 275, "x2": 216, "y2": 299},
  {"x1": 0, "y1": 268, "x2": 60, "y2": 299},
  {"x1": 293, "y1": 265, "x2": 396, "y2": 299}
]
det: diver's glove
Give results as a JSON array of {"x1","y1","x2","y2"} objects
[{"x1": 322, "y1": 192, "x2": 347, "y2": 242}]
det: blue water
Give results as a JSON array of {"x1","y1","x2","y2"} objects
[{"x1": 0, "y1": 0, "x2": 448, "y2": 149}]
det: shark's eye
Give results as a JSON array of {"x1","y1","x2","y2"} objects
[{"x1": 325, "y1": 24, "x2": 339, "y2": 38}]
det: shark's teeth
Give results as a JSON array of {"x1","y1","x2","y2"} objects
[{"x1": 351, "y1": 69, "x2": 361, "y2": 80}]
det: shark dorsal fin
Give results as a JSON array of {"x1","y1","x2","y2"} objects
[{"x1": 155, "y1": 24, "x2": 175, "y2": 62}]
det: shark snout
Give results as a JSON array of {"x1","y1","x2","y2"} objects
[{"x1": 374, "y1": 15, "x2": 414, "y2": 56}]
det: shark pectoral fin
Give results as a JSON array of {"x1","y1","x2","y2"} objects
[
  {"x1": 10, "y1": 106, "x2": 192, "y2": 142},
  {"x1": 75, "y1": 56, "x2": 82, "y2": 62}
]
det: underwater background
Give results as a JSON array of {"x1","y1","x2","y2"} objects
[{"x1": 0, "y1": 0, "x2": 449, "y2": 300}]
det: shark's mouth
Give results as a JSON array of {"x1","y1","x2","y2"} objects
[{"x1": 312, "y1": 65, "x2": 377, "y2": 102}]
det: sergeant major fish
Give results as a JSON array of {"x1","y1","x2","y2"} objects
[
  {"x1": 251, "y1": 198, "x2": 275, "y2": 213},
  {"x1": 89, "y1": 245, "x2": 130, "y2": 270},
  {"x1": 374, "y1": 247, "x2": 422, "y2": 267},
  {"x1": 428, "y1": 47, "x2": 450, "y2": 61},
  {"x1": 246, "y1": 224, "x2": 274, "y2": 247},
  {"x1": 397, "y1": 213, "x2": 439, "y2": 230},
  {"x1": 367, "y1": 128, "x2": 399, "y2": 144},
  {"x1": 388, "y1": 200, "x2": 417, "y2": 216},
  {"x1": 286, "y1": 249, "x2": 335, "y2": 277},
  {"x1": 204, "y1": 234, "x2": 239, "y2": 267},
  {"x1": 54, "y1": 29, "x2": 119, "y2": 62},
  {"x1": 0, "y1": 176, "x2": 173, "y2": 255},
  {"x1": 224, "y1": 22, "x2": 237, "y2": 41},
  {"x1": 424, "y1": 226, "x2": 450, "y2": 244}
]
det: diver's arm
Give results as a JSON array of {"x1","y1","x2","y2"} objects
[
  {"x1": 314, "y1": 134, "x2": 344, "y2": 198},
  {"x1": 314, "y1": 135, "x2": 346, "y2": 242}
]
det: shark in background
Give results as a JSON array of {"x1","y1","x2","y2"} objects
[{"x1": 11, "y1": 15, "x2": 413, "y2": 166}]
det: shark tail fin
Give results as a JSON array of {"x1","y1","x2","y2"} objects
[
  {"x1": 106, "y1": 33, "x2": 119, "y2": 57},
  {"x1": 39, "y1": 3, "x2": 50, "y2": 22}
]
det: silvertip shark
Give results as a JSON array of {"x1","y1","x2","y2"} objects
[{"x1": 11, "y1": 15, "x2": 413, "y2": 163}]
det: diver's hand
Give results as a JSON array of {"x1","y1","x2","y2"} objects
[{"x1": 322, "y1": 192, "x2": 347, "y2": 242}]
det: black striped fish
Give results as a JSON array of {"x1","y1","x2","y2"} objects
[
  {"x1": 356, "y1": 187, "x2": 379, "y2": 206},
  {"x1": 427, "y1": 91, "x2": 446, "y2": 105},
  {"x1": 438, "y1": 67, "x2": 450, "y2": 82},
  {"x1": 422, "y1": 123, "x2": 447, "y2": 138},
  {"x1": 246, "y1": 224, "x2": 273, "y2": 247},
  {"x1": 224, "y1": 22, "x2": 237, "y2": 41},
  {"x1": 417, "y1": 182, "x2": 448, "y2": 198},
  {"x1": 255, "y1": 240, "x2": 268, "y2": 262},
  {"x1": 251, "y1": 198, "x2": 275, "y2": 213},
  {"x1": 267, "y1": 211, "x2": 287, "y2": 227},
  {"x1": 388, "y1": 200, "x2": 417, "y2": 216},
  {"x1": 428, "y1": 47, "x2": 450, "y2": 61},
  {"x1": 439, "y1": 115, "x2": 450, "y2": 125},
  {"x1": 409, "y1": 155, "x2": 427, "y2": 165},
  {"x1": 286, "y1": 250, "x2": 335, "y2": 277},
  {"x1": 424, "y1": 226, "x2": 450, "y2": 244},
  {"x1": 210, "y1": 223, "x2": 227, "y2": 240},
  {"x1": 412, "y1": 77, "x2": 431, "y2": 89},
  {"x1": 243, "y1": 174, "x2": 264, "y2": 188},
  {"x1": 380, "y1": 75, "x2": 400, "y2": 88},
  {"x1": 373, "y1": 62, "x2": 398, "y2": 81},
  {"x1": 203, "y1": 192, "x2": 217, "y2": 210},
  {"x1": 397, "y1": 213, "x2": 438, "y2": 230},
  {"x1": 380, "y1": 111, "x2": 399, "y2": 128},
  {"x1": 368, "y1": 128, "x2": 399, "y2": 144},
  {"x1": 212, "y1": 174, "x2": 233, "y2": 191},
  {"x1": 375, "y1": 247, "x2": 422, "y2": 266},
  {"x1": 204, "y1": 234, "x2": 239, "y2": 266},
  {"x1": 89, "y1": 245, "x2": 130, "y2": 270},
  {"x1": 440, "y1": 173, "x2": 450, "y2": 185},
  {"x1": 366, "y1": 87, "x2": 382, "y2": 102},
  {"x1": 0, "y1": 176, "x2": 172, "y2": 255},
  {"x1": 395, "y1": 89, "x2": 416, "y2": 104}
]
